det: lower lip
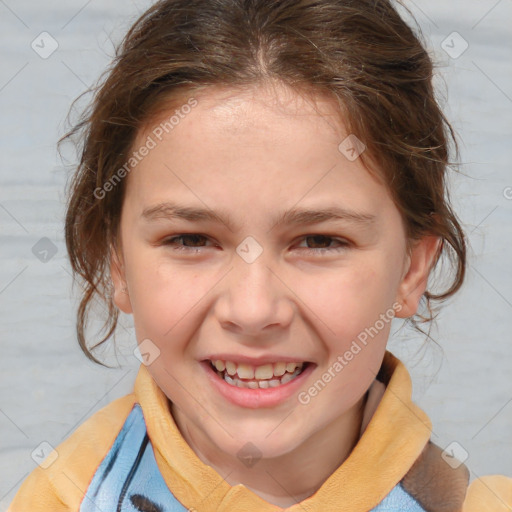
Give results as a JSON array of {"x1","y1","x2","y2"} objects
[{"x1": 201, "y1": 361, "x2": 315, "y2": 409}]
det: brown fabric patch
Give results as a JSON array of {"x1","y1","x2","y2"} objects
[
  {"x1": 376, "y1": 351, "x2": 398, "y2": 385},
  {"x1": 401, "y1": 440, "x2": 470, "y2": 512}
]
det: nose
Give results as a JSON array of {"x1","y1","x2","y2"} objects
[{"x1": 214, "y1": 251, "x2": 294, "y2": 338}]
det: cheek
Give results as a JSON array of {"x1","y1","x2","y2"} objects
[
  {"x1": 301, "y1": 264, "x2": 394, "y2": 408},
  {"x1": 126, "y1": 250, "x2": 217, "y2": 346},
  {"x1": 301, "y1": 258, "x2": 398, "y2": 345},
  {"x1": 124, "y1": 249, "x2": 181, "y2": 334}
]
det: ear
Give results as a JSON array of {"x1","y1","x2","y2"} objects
[
  {"x1": 110, "y1": 243, "x2": 133, "y2": 314},
  {"x1": 395, "y1": 235, "x2": 442, "y2": 318}
]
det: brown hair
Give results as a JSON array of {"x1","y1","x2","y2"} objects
[{"x1": 62, "y1": 0, "x2": 466, "y2": 366}]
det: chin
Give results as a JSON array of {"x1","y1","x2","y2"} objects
[{"x1": 209, "y1": 419, "x2": 310, "y2": 461}]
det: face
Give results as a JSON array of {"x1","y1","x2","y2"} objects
[{"x1": 111, "y1": 82, "x2": 437, "y2": 463}]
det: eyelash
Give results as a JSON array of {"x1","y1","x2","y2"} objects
[{"x1": 161, "y1": 233, "x2": 350, "y2": 255}]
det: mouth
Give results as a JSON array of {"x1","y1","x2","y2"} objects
[{"x1": 208, "y1": 359, "x2": 310, "y2": 389}]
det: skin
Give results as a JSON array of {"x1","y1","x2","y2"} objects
[{"x1": 111, "y1": 81, "x2": 440, "y2": 507}]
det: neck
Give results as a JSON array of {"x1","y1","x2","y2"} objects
[{"x1": 172, "y1": 392, "x2": 368, "y2": 508}]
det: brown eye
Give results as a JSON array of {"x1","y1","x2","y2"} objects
[
  {"x1": 162, "y1": 234, "x2": 212, "y2": 252},
  {"x1": 174, "y1": 234, "x2": 208, "y2": 247},
  {"x1": 305, "y1": 235, "x2": 333, "y2": 249},
  {"x1": 296, "y1": 235, "x2": 350, "y2": 254}
]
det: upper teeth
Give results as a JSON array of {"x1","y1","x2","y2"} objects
[{"x1": 212, "y1": 360, "x2": 303, "y2": 380}]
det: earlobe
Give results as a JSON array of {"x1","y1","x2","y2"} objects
[
  {"x1": 395, "y1": 236, "x2": 442, "y2": 318},
  {"x1": 110, "y1": 244, "x2": 133, "y2": 314}
]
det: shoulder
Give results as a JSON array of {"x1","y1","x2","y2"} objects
[
  {"x1": 401, "y1": 440, "x2": 512, "y2": 511},
  {"x1": 463, "y1": 475, "x2": 512, "y2": 511},
  {"x1": 8, "y1": 393, "x2": 138, "y2": 512},
  {"x1": 401, "y1": 440, "x2": 470, "y2": 511}
]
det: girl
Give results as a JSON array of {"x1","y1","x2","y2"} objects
[{"x1": 8, "y1": 0, "x2": 511, "y2": 510}]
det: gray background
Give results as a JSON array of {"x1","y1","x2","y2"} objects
[{"x1": 0, "y1": 0, "x2": 511, "y2": 507}]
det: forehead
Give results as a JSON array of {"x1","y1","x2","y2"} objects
[
  {"x1": 142, "y1": 82, "x2": 345, "y2": 144},
  {"x1": 196, "y1": 82, "x2": 342, "y2": 126},
  {"x1": 123, "y1": 82, "x2": 391, "y2": 225}
]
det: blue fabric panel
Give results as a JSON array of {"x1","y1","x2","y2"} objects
[
  {"x1": 79, "y1": 404, "x2": 187, "y2": 512},
  {"x1": 79, "y1": 403, "x2": 426, "y2": 511},
  {"x1": 370, "y1": 483, "x2": 427, "y2": 511}
]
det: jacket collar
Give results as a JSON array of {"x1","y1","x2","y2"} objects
[{"x1": 134, "y1": 351, "x2": 432, "y2": 511}]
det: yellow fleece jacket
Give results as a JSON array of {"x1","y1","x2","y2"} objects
[{"x1": 8, "y1": 351, "x2": 512, "y2": 511}]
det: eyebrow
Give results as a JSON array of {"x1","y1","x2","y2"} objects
[{"x1": 141, "y1": 202, "x2": 376, "y2": 232}]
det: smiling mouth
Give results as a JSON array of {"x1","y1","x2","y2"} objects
[{"x1": 208, "y1": 359, "x2": 309, "y2": 389}]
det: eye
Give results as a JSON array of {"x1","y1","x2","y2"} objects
[
  {"x1": 161, "y1": 234, "x2": 214, "y2": 252},
  {"x1": 160, "y1": 233, "x2": 351, "y2": 255},
  {"x1": 295, "y1": 235, "x2": 350, "y2": 254}
]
